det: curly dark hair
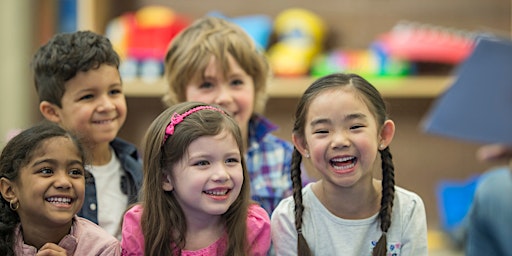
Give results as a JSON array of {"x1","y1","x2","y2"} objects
[{"x1": 31, "y1": 30, "x2": 120, "y2": 107}]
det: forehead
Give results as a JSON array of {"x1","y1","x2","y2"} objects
[
  {"x1": 310, "y1": 88, "x2": 369, "y2": 112},
  {"x1": 201, "y1": 54, "x2": 246, "y2": 76},
  {"x1": 64, "y1": 64, "x2": 120, "y2": 90},
  {"x1": 29, "y1": 137, "x2": 79, "y2": 161}
]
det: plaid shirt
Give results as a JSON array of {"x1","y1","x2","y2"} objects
[{"x1": 245, "y1": 114, "x2": 293, "y2": 214}]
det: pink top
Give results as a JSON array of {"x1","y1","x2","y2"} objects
[
  {"x1": 14, "y1": 216, "x2": 120, "y2": 256},
  {"x1": 121, "y1": 204, "x2": 270, "y2": 256}
]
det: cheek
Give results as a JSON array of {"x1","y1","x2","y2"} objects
[
  {"x1": 235, "y1": 91, "x2": 254, "y2": 107},
  {"x1": 233, "y1": 169, "x2": 244, "y2": 185},
  {"x1": 75, "y1": 183, "x2": 86, "y2": 200},
  {"x1": 185, "y1": 90, "x2": 215, "y2": 104},
  {"x1": 116, "y1": 97, "x2": 127, "y2": 111}
]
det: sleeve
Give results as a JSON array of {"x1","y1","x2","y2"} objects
[
  {"x1": 120, "y1": 205, "x2": 145, "y2": 256},
  {"x1": 247, "y1": 204, "x2": 271, "y2": 256},
  {"x1": 399, "y1": 193, "x2": 429, "y2": 256},
  {"x1": 98, "y1": 242, "x2": 122, "y2": 256},
  {"x1": 270, "y1": 198, "x2": 298, "y2": 256}
]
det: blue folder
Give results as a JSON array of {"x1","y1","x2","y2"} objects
[{"x1": 422, "y1": 37, "x2": 512, "y2": 144}]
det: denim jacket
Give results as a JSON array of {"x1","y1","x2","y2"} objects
[{"x1": 77, "y1": 137, "x2": 143, "y2": 224}]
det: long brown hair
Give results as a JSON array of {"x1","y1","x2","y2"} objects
[
  {"x1": 140, "y1": 101, "x2": 251, "y2": 255},
  {"x1": 291, "y1": 73, "x2": 395, "y2": 256}
]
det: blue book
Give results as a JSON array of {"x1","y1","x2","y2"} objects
[{"x1": 422, "y1": 37, "x2": 512, "y2": 144}]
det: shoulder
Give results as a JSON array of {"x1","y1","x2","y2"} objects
[
  {"x1": 478, "y1": 166, "x2": 511, "y2": 188},
  {"x1": 110, "y1": 137, "x2": 141, "y2": 160},
  {"x1": 393, "y1": 186, "x2": 427, "y2": 221},
  {"x1": 246, "y1": 204, "x2": 271, "y2": 254},
  {"x1": 123, "y1": 204, "x2": 143, "y2": 222},
  {"x1": 271, "y1": 193, "x2": 296, "y2": 220},
  {"x1": 73, "y1": 216, "x2": 120, "y2": 254},
  {"x1": 247, "y1": 204, "x2": 271, "y2": 226},
  {"x1": 474, "y1": 167, "x2": 512, "y2": 199},
  {"x1": 395, "y1": 186, "x2": 424, "y2": 205},
  {"x1": 395, "y1": 186, "x2": 424, "y2": 207},
  {"x1": 75, "y1": 216, "x2": 116, "y2": 238}
]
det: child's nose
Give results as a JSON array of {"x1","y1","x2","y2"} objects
[
  {"x1": 97, "y1": 95, "x2": 116, "y2": 111},
  {"x1": 54, "y1": 172, "x2": 72, "y2": 189},
  {"x1": 331, "y1": 131, "x2": 350, "y2": 149},
  {"x1": 214, "y1": 86, "x2": 234, "y2": 106},
  {"x1": 212, "y1": 165, "x2": 230, "y2": 182}
]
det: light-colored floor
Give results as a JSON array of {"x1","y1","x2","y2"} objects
[{"x1": 428, "y1": 230, "x2": 464, "y2": 256}]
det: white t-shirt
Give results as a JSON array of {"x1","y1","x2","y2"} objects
[
  {"x1": 87, "y1": 148, "x2": 127, "y2": 240},
  {"x1": 271, "y1": 183, "x2": 428, "y2": 256}
]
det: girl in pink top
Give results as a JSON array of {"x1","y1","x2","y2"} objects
[
  {"x1": 121, "y1": 102, "x2": 271, "y2": 256},
  {"x1": 0, "y1": 122, "x2": 120, "y2": 256}
]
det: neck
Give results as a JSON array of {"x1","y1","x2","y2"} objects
[
  {"x1": 312, "y1": 179, "x2": 381, "y2": 219},
  {"x1": 184, "y1": 215, "x2": 224, "y2": 251},
  {"x1": 20, "y1": 220, "x2": 72, "y2": 250},
  {"x1": 88, "y1": 142, "x2": 112, "y2": 166}
]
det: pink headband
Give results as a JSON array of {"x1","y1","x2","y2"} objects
[{"x1": 163, "y1": 105, "x2": 225, "y2": 144}]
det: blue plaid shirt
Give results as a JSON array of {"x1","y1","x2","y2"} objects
[{"x1": 245, "y1": 114, "x2": 293, "y2": 215}]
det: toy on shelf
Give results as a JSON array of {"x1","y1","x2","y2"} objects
[
  {"x1": 105, "y1": 5, "x2": 190, "y2": 83},
  {"x1": 267, "y1": 8, "x2": 326, "y2": 77},
  {"x1": 377, "y1": 21, "x2": 483, "y2": 64},
  {"x1": 207, "y1": 11, "x2": 273, "y2": 50},
  {"x1": 310, "y1": 42, "x2": 413, "y2": 78}
]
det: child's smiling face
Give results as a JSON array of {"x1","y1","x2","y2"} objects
[
  {"x1": 13, "y1": 136, "x2": 85, "y2": 229},
  {"x1": 185, "y1": 54, "x2": 255, "y2": 140}
]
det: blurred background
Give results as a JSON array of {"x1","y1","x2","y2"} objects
[{"x1": 1, "y1": 1, "x2": 510, "y2": 254}]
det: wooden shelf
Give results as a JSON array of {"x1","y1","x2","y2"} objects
[{"x1": 123, "y1": 76, "x2": 452, "y2": 99}]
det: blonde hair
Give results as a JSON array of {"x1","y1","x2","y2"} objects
[
  {"x1": 163, "y1": 16, "x2": 270, "y2": 114},
  {"x1": 140, "y1": 101, "x2": 251, "y2": 255}
]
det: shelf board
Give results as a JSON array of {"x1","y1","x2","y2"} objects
[{"x1": 123, "y1": 76, "x2": 452, "y2": 99}]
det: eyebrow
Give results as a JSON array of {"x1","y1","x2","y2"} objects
[
  {"x1": 309, "y1": 113, "x2": 368, "y2": 127},
  {"x1": 32, "y1": 158, "x2": 83, "y2": 167}
]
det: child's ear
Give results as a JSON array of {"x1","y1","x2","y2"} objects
[
  {"x1": 162, "y1": 174, "x2": 174, "y2": 191},
  {"x1": 379, "y1": 120, "x2": 396, "y2": 149},
  {"x1": 39, "y1": 101, "x2": 61, "y2": 123},
  {"x1": 292, "y1": 133, "x2": 309, "y2": 158},
  {"x1": 0, "y1": 177, "x2": 17, "y2": 202}
]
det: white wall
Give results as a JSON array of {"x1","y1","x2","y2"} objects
[{"x1": 0, "y1": 0, "x2": 35, "y2": 148}]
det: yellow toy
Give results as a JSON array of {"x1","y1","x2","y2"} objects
[{"x1": 267, "y1": 8, "x2": 326, "y2": 77}]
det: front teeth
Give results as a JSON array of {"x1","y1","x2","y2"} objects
[
  {"x1": 204, "y1": 190, "x2": 228, "y2": 196},
  {"x1": 47, "y1": 197, "x2": 71, "y2": 204},
  {"x1": 331, "y1": 156, "x2": 355, "y2": 162},
  {"x1": 94, "y1": 119, "x2": 112, "y2": 124}
]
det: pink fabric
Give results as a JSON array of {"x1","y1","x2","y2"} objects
[
  {"x1": 121, "y1": 204, "x2": 270, "y2": 255},
  {"x1": 14, "y1": 216, "x2": 120, "y2": 256}
]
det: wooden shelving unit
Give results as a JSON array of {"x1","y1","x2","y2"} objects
[
  {"x1": 81, "y1": 0, "x2": 508, "y2": 229},
  {"x1": 123, "y1": 76, "x2": 452, "y2": 98}
]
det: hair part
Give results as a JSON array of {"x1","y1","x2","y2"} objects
[
  {"x1": 163, "y1": 16, "x2": 270, "y2": 114},
  {"x1": 0, "y1": 121, "x2": 85, "y2": 256},
  {"x1": 32, "y1": 30, "x2": 120, "y2": 107},
  {"x1": 140, "y1": 101, "x2": 251, "y2": 255},
  {"x1": 290, "y1": 73, "x2": 395, "y2": 256}
]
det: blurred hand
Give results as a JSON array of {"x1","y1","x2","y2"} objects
[
  {"x1": 36, "y1": 243, "x2": 67, "y2": 256},
  {"x1": 476, "y1": 144, "x2": 512, "y2": 170}
]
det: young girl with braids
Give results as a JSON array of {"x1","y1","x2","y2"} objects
[
  {"x1": 271, "y1": 73, "x2": 428, "y2": 255},
  {"x1": 121, "y1": 102, "x2": 270, "y2": 255}
]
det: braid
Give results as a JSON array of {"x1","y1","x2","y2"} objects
[
  {"x1": 372, "y1": 147, "x2": 396, "y2": 256},
  {"x1": 291, "y1": 149, "x2": 312, "y2": 256}
]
